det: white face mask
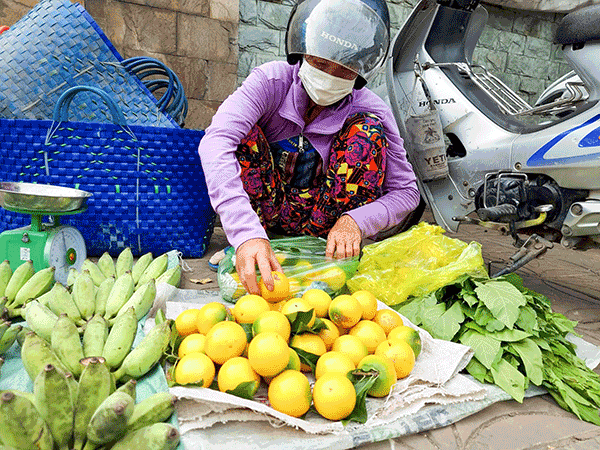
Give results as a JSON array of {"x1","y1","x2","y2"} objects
[{"x1": 298, "y1": 61, "x2": 355, "y2": 106}]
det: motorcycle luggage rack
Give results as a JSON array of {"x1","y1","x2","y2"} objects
[{"x1": 422, "y1": 61, "x2": 588, "y2": 117}]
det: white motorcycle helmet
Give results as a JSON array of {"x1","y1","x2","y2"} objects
[{"x1": 285, "y1": 0, "x2": 391, "y2": 89}]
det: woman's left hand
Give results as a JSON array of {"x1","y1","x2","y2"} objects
[{"x1": 326, "y1": 214, "x2": 361, "y2": 259}]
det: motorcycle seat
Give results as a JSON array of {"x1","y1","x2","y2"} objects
[{"x1": 555, "y1": 4, "x2": 600, "y2": 45}]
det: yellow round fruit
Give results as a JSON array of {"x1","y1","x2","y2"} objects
[
  {"x1": 268, "y1": 370, "x2": 312, "y2": 418},
  {"x1": 308, "y1": 266, "x2": 347, "y2": 291},
  {"x1": 178, "y1": 333, "x2": 207, "y2": 358},
  {"x1": 290, "y1": 333, "x2": 327, "y2": 372},
  {"x1": 233, "y1": 294, "x2": 271, "y2": 324},
  {"x1": 281, "y1": 298, "x2": 315, "y2": 327},
  {"x1": 348, "y1": 320, "x2": 387, "y2": 354},
  {"x1": 258, "y1": 271, "x2": 290, "y2": 303},
  {"x1": 269, "y1": 299, "x2": 287, "y2": 312},
  {"x1": 217, "y1": 356, "x2": 261, "y2": 396},
  {"x1": 175, "y1": 308, "x2": 201, "y2": 337},
  {"x1": 287, "y1": 348, "x2": 302, "y2": 371},
  {"x1": 328, "y1": 295, "x2": 362, "y2": 329},
  {"x1": 292, "y1": 259, "x2": 313, "y2": 274},
  {"x1": 375, "y1": 340, "x2": 415, "y2": 379},
  {"x1": 247, "y1": 331, "x2": 290, "y2": 377},
  {"x1": 351, "y1": 290, "x2": 378, "y2": 320},
  {"x1": 357, "y1": 354, "x2": 398, "y2": 398},
  {"x1": 174, "y1": 352, "x2": 215, "y2": 387},
  {"x1": 331, "y1": 334, "x2": 368, "y2": 367},
  {"x1": 252, "y1": 310, "x2": 291, "y2": 342},
  {"x1": 302, "y1": 289, "x2": 332, "y2": 318},
  {"x1": 318, "y1": 318, "x2": 340, "y2": 351},
  {"x1": 204, "y1": 321, "x2": 248, "y2": 365},
  {"x1": 387, "y1": 325, "x2": 422, "y2": 358},
  {"x1": 373, "y1": 309, "x2": 404, "y2": 335},
  {"x1": 196, "y1": 302, "x2": 231, "y2": 335},
  {"x1": 312, "y1": 372, "x2": 356, "y2": 421},
  {"x1": 315, "y1": 351, "x2": 356, "y2": 379}
]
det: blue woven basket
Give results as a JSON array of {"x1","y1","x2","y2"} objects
[
  {"x1": 0, "y1": 0, "x2": 178, "y2": 128},
  {"x1": 0, "y1": 86, "x2": 215, "y2": 257}
]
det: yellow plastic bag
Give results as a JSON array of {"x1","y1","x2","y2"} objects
[{"x1": 347, "y1": 222, "x2": 486, "y2": 306}]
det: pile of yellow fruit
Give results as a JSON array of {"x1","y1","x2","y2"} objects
[{"x1": 171, "y1": 272, "x2": 421, "y2": 422}]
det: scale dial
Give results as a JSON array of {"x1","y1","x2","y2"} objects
[{"x1": 44, "y1": 225, "x2": 87, "y2": 285}]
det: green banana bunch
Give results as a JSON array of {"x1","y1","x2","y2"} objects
[
  {"x1": 47, "y1": 282, "x2": 85, "y2": 326},
  {"x1": 84, "y1": 391, "x2": 135, "y2": 449},
  {"x1": 33, "y1": 364, "x2": 75, "y2": 450},
  {"x1": 4, "y1": 260, "x2": 34, "y2": 304},
  {"x1": 24, "y1": 300, "x2": 59, "y2": 342},
  {"x1": 127, "y1": 392, "x2": 176, "y2": 433},
  {"x1": 0, "y1": 323, "x2": 22, "y2": 355},
  {"x1": 104, "y1": 271, "x2": 134, "y2": 320},
  {"x1": 102, "y1": 307, "x2": 137, "y2": 370},
  {"x1": 110, "y1": 423, "x2": 180, "y2": 450},
  {"x1": 116, "y1": 379, "x2": 137, "y2": 401},
  {"x1": 0, "y1": 260, "x2": 12, "y2": 298},
  {"x1": 72, "y1": 270, "x2": 96, "y2": 321},
  {"x1": 82, "y1": 259, "x2": 107, "y2": 287},
  {"x1": 98, "y1": 252, "x2": 117, "y2": 279},
  {"x1": 94, "y1": 276, "x2": 115, "y2": 318},
  {"x1": 113, "y1": 320, "x2": 171, "y2": 382},
  {"x1": 67, "y1": 267, "x2": 80, "y2": 288},
  {"x1": 131, "y1": 252, "x2": 153, "y2": 286},
  {"x1": 21, "y1": 331, "x2": 69, "y2": 382},
  {"x1": 51, "y1": 314, "x2": 85, "y2": 378},
  {"x1": 113, "y1": 279, "x2": 157, "y2": 322},
  {"x1": 136, "y1": 253, "x2": 168, "y2": 289},
  {"x1": 72, "y1": 357, "x2": 112, "y2": 450},
  {"x1": 83, "y1": 314, "x2": 109, "y2": 358},
  {"x1": 12, "y1": 266, "x2": 55, "y2": 309},
  {"x1": 155, "y1": 265, "x2": 182, "y2": 288},
  {"x1": 116, "y1": 247, "x2": 134, "y2": 278},
  {"x1": 0, "y1": 390, "x2": 55, "y2": 450}
]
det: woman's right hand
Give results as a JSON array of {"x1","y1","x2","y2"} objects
[{"x1": 235, "y1": 238, "x2": 282, "y2": 295}]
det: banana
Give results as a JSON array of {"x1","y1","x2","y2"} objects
[
  {"x1": 0, "y1": 390, "x2": 55, "y2": 450},
  {"x1": 112, "y1": 320, "x2": 171, "y2": 382},
  {"x1": 12, "y1": 266, "x2": 56, "y2": 309},
  {"x1": 114, "y1": 279, "x2": 157, "y2": 322},
  {"x1": 16, "y1": 325, "x2": 31, "y2": 346},
  {"x1": 85, "y1": 391, "x2": 135, "y2": 449},
  {"x1": 35, "y1": 289, "x2": 54, "y2": 309},
  {"x1": 67, "y1": 267, "x2": 80, "y2": 288},
  {"x1": 0, "y1": 321, "x2": 9, "y2": 343},
  {"x1": 104, "y1": 271, "x2": 134, "y2": 320},
  {"x1": 0, "y1": 324, "x2": 22, "y2": 355},
  {"x1": 98, "y1": 252, "x2": 117, "y2": 279},
  {"x1": 0, "y1": 260, "x2": 12, "y2": 298},
  {"x1": 116, "y1": 378, "x2": 137, "y2": 401},
  {"x1": 24, "y1": 300, "x2": 59, "y2": 343},
  {"x1": 155, "y1": 265, "x2": 182, "y2": 288},
  {"x1": 47, "y1": 282, "x2": 85, "y2": 326},
  {"x1": 136, "y1": 253, "x2": 168, "y2": 289},
  {"x1": 83, "y1": 314, "x2": 109, "y2": 358},
  {"x1": 21, "y1": 331, "x2": 68, "y2": 382},
  {"x1": 102, "y1": 307, "x2": 137, "y2": 370},
  {"x1": 72, "y1": 356, "x2": 112, "y2": 450},
  {"x1": 94, "y1": 276, "x2": 115, "y2": 318},
  {"x1": 51, "y1": 313, "x2": 85, "y2": 378},
  {"x1": 33, "y1": 364, "x2": 75, "y2": 450},
  {"x1": 126, "y1": 392, "x2": 176, "y2": 433},
  {"x1": 110, "y1": 423, "x2": 180, "y2": 450},
  {"x1": 116, "y1": 247, "x2": 134, "y2": 278},
  {"x1": 72, "y1": 269, "x2": 96, "y2": 321},
  {"x1": 82, "y1": 259, "x2": 107, "y2": 287},
  {"x1": 65, "y1": 371, "x2": 79, "y2": 405},
  {"x1": 131, "y1": 252, "x2": 153, "y2": 286},
  {"x1": 4, "y1": 260, "x2": 34, "y2": 304}
]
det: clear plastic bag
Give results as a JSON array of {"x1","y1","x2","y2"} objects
[
  {"x1": 346, "y1": 222, "x2": 486, "y2": 306},
  {"x1": 217, "y1": 236, "x2": 359, "y2": 304}
]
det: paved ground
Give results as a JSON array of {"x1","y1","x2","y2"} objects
[{"x1": 177, "y1": 210, "x2": 600, "y2": 450}]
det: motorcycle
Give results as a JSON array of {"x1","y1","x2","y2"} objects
[{"x1": 384, "y1": 0, "x2": 600, "y2": 275}]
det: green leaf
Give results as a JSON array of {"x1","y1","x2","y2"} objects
[
  {"x1": 509, "y1": 338, "x2": 543, "y2": 386},
  {"x1": 292, "y1": 346, "x2": 320, "y2": 373},
  {"x1": 485, "y1": 319, "x2": 506, "y2": 332},
  {"x1": 422, "y1": 301, "x2": 464, "y2": 341},
  {"x1": 516, "y1": 305, "x2": 539, "y2": 335},
  {"x1": 474, "y1": 280, "x2": 526, "y2": 329},
  {"x1": 465, "y1": 357, "x2": 491, "y2": 383},
  {"x1": 546, "y1": 312, "x2": 578, "y2": 335},
  {"x1": 460, "y1": 329, "x2": 502, "y2": 370},
  {"x1": 226, "y1": 380, "x2": 259, "y2": 400},
  {"x1": 490, "y1": 358, "x2": 526, "y2": 403},
  {"x1": 343, "y1": 369, "x2": 379, "y2": 425},
  {"x1": 240, "y1": 322, "x2": 254, "y2": 342},
  {"x1": 473, "y1": 305, "x2": 494, "y2": 328},
  {"x1": 489, "y1": 328, "x2": 532, "y2": 342},
  {"x1": 461, "y1": 292, "x2": 479, "y2": 308},
  {"x1": 287, "y1": 309, "x2": 318, "y2": 335}
]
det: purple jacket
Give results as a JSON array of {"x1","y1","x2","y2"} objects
[{"x1": 198, "y1": 61, "x2": 420, "y2": 250}]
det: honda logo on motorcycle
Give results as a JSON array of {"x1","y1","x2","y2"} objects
[
  {"x1": 320, "y1": 31, "x2": 359, "y2": 50},
  {"x1": 419, "y1": 98, "x2": 456, "y2": 107}
]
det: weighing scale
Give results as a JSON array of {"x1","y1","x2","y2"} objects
[{"x1": 0, "y1": 182, "x2": 92, "y2": 285}]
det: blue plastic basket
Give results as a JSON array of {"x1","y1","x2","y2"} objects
[
  {"x1": 0, "y1": 86, "x2": 215, "y2": 257},
  {"x1": 0, "y1": 0, "x2": 178, "y2": 128}
]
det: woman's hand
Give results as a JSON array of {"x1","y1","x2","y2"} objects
[
  {"x1": 326, "y1": 214, "x2": 362, "y2": 259},
  {"x1": 236, "y1": 238, "x2": 282, "y2": 295}
]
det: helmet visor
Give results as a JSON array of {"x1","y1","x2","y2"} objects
[{"x1": 287, "y1": 0, "x2": 389, "y2": 80}]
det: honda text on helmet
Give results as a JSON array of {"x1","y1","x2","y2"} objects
[{"x1": 286, "y1": 0, "x2": 391, "y2": 90}]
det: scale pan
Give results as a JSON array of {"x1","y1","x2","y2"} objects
[{"x1": 0, "y1": 182, "x2": 92, "y2": 213}]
